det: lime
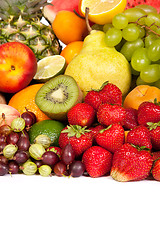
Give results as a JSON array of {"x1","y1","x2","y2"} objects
[
  {"x1": 28, "y1": 120, "x2": 65, "y2": 146},
  {"x1": 34, "y1": 55, "x2": 67, "y2": 82}
]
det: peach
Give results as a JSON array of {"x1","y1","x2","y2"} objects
[
  {"x1": 0, "y1": 104, "x2": 20, "y2": 127},
  {"x1": 43, "y1": 0, "x2": 80, "y2": 23},
  {"x1": 0, "y1": 42, "x2": 37, "y2": 93},
  {"x1": 123, "y1": 85, "x2": 160, "y2": 110}
]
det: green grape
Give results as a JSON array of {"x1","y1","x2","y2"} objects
[
  {"x1": 112, "y1": 13, "x2": 128, "y2": 29},
  {"x1": 150, "y1": 25, "x2": 160, "y2": 35},
  {"x1": 145, "y1": 13, "x2": 160, "y2": 27},
  {"x1": 153, "y1": 79, "x2": 160, "y2": 88},
  {"x1": 140, "y1": 64, "x2": 160, "y2": 83},
  {"x1": 131, "y1": 47, "x2": 151, "y2": 72},
  {"x1": 122, "y1": 23, "x2": 140, "y2": 41},
  {"x1": 130, "y1": 64, "x2": 140, "y2": 76},
  {"x1": 39, "y1": 165, "x2": 52, "y2": 177},
  {"x1": 147, "y1": 39, "x2": 160, "y2": 62},
  {"x1": 120, "y1": 38, "x2": 144, "y2": 61},
  {"x1": 22, "y1": 160, "x2": 37, "y2": 175},
  {"x1": 136, "y1": 76, "x2": 154, "y2": 86},
  {"x1": 104, "y1": 27, "x2": 122, "y2": 47},
  {"x1": 135, "y1": 4, "x2": 158, "y2": 14},
  {"x1": 103, "y1": 23, "x2": 113, "y2": 33},
  {"x1": 124, "y1": 8, "x2": 146, "y2": 23},
  {"x1": 145, "y1": 33, "x2": 159, "y2": 48},
  {"x1": 137, "y1": 25, "x2": 145, "y2": 38}
]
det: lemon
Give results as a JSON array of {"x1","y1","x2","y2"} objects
[
  {"x1": 34, "y1": 55, "x2": 67, "y2": 82},
  {"x1": 28, "y1": 120, "x2": 65, "y2": 146},
  {"x1": 79, "y1": 0, "x2": 127, "y2": 25}
]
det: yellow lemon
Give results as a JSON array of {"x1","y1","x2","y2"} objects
[{"x1": 79, "y1": 0, "x2": 127, "y2": 25}]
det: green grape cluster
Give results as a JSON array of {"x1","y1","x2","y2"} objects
[{"x1": 103, "y1": 5, "x2": 160, "y2": 88}]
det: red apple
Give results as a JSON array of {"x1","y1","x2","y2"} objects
[
  {"x1": 0, "y1": 104, "x2": 20, "y2": 127},
  {"x1": 43, "y1": 0, "x2": 80, "y2": 24},
  {"x1": 0, "y1": 42, "x2": 37, "y2": 93}
]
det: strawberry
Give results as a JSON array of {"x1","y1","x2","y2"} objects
[
  {"x1": 152, "y1": 151, "x2": 160, "y2": 161},
  {"x1": 82, "y1": 146, "x2": 112, "y2": 178},
  {"x1": 97, "y1": 103, "x2": 126, "y2": 126},
  {"x1": 88, "y1": 124, "x2": 104, "y2": 144},
  {"x1": 95, "y1": 124, "x2": 125, "y2": 153},
  {"x1": 151, "y1": 159, "x2": 160, "y2": 181},
  {"x1": 123, "y1": 107, "x2": 138, "y2": 130},
  {"x1": 98, "y1": 82, "x2": 122, "y2": 106},
  {"x1": 137, "y1": 100, "x2": 160, "y2": 126},
  {"x1": 67, "y1": 103, "x2": 96, "y2": 128},
  {"x1": 147, "y1": 121, "x2": 160, "y2": 150},
  {"x1": 84, "y1": 90, "x2": 102, "y2": 111},
  {"x1": 110, "y1": 143, "x2": 153, "y2": 182},
  {"x1": 58, "y1": 125, "x2": 93, "y2": 157},
  {"x1": 126, "y1": 125, "x2": 152, "y2": 150}
]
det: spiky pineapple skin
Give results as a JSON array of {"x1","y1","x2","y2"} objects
[{"x1": 0, "y1": 0, "x2": 61, "y2": 60}]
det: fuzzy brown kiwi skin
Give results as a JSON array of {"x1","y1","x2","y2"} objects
[{"x1": 35, "y1": 75, "x2": 83, "y2": 121}]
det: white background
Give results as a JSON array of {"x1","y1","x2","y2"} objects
[{"x1": 1, "y1": 174, "x2": 160, "y2": 240}]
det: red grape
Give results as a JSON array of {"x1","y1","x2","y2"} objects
[
  {"x1": 53, "y1": 162, "x2": 67, "y2": 177},
  {"x1": 61, "y1": 143, "x2": 75, "y2": 165},
  {"x1": 17, "y1": 136, "x2": 30, "y2": 151},
  {"x1": 0, "y1": 155, "x2": 8, "y2": 165},
  {"x1": 8, "y1": 160, "x2": 19, "y2": 174},
  {"x1": 6, "y1": 132, "x2": 19, "y2": 145},
  {"x1": 13, "y1": 150, "x2": 30, "y2": 164},
  {"x1": 0, "y1": 125, "x2": 12, "y2": 136},
  {"x1": 41, "y1": 151, "x2": 59, "y2": 166},
  {"x1": 69, "y1": 161, "x2": 85, "y2": 177},
  {"x1": 0, "y1": 162, "x2": 8, "y2": 176}
]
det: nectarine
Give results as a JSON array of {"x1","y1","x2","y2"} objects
[
  {"x1": 0, "y1": 104, "x2": 20, "y2": 127},
  {"x1": 0, "y1": 42, "x2": 37, "y2": 93}
]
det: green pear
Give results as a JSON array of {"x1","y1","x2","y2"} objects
[{"x1": 65, "y1": 30, "x2": 131, "y2": 97}]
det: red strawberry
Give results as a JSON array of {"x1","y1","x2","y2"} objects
[
  {"x1": 147, "y1": 121, "x2": 160, "y2": 150},
  {"x1": 152, "y1": 159, "x2": 160, "y2": 181},
  {"x1": 138, "y1": 100, "x2": 160, "y2": 126},
  {"x1": 84, "y1": 90, "x2": 102, "y2": 111},
  {"x1": 88, "y1": 124, "x2": 104, "y2": 144},
  {"x1": 58, "y1": 125, "x2": 93, "y2": 157},
  {"x1": 126, "y1": 125, "x2": 152, "y2": 150},
  {"x1": 67, "y1": 103, "x2": 96, "y2": 128},
  {"x1": 98, "y1": 82, "x2": 122, "y2": 106},
  {"x1": 152, "y1": 151, "x2": 160, "y2": 161},
  {"x1": 123, "y1": 107, "x2": 138, "y2": 130},
  {"x1": 82, "y1": 146, "x2": 112, "y2": 178},
  {"x1": 95, "y1": 124, "x2": 125, "y2": 153},
  {"x1": 111, "y1": 143, "x2": 153, "y2": 182},
  {"x1": 97, "y1": 103, "x2": 126, "y2": 126}
]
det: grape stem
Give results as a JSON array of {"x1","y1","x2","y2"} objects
[{"x1": 130, "y1": 15, "x2": 160, "y2": 37}]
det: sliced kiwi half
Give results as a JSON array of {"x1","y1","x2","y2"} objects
[{"x1": 35, "y1": 75, "x2": 83, "y2": 121}]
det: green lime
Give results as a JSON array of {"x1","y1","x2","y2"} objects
[
  {"x1": 34, "y1": 55, "x2": 67, "y2": 82},
  {"x1": 28, "y1": 120, "x2": 65, "y2": 147}
]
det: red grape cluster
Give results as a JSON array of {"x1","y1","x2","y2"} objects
[{"x1": 0, "y1": 110, "x2": 86, "y2": 178}]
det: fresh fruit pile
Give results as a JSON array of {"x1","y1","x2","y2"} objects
[{"x1": 0, "y1": 0, "x2": 160, "y2": 182}]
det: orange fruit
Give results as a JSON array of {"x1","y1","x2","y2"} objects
[
  {"x1": 8, "y1": 84, "x2": 51, "y2": 122},
  {"x1": 60, "y1": 41, "x2": 83, "y2": 64},
  {"x1": 52, "y1": 10, "x2": 88, "y2": 45},
  {"x1": 79, "y1": 0, "x2": 127, "y2": 24},
  {"x1": 123, "y1": 85, "x2": 160, "y2": 110}
]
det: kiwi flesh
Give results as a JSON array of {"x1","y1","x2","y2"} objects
[{"x1": 35, "y1": 75, "x2": 83, "y2": 121}]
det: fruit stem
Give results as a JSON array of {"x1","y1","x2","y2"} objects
[{"x1": 85, "y1": 7, "x2": 92, "y2": 33}]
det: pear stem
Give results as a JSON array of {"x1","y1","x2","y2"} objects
[{"x1": 85, "y1": 7, "x2": 92, "y2": 33}]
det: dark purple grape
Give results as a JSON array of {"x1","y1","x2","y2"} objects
[
  {"x1": 21, "y1": 111, "x2": 35, "y2": 128},
  {"x1": 41, "y1": 151, "x2": 59, "y2": 166},
  {"x1": 13, "y1": 150, "x2": 30, "y2": 164},
  {"x1": 0, "y1": 135, "x2": 6, "y2": 144},
  {"x1": 19, "y1": 130, "x2": 29, "y2": 139},
  {"x1": 0, "y1": 125, "x2": 12, "y2": 136},
  {"x1": 0, "y1": 155, "x2": 8, "y2": 165},
  {"x1": 6, "y1": 132, "x2": 19, "y2": 145},
  {"x1": 0, "y1": 142, "x2": 7, "y2": 152},
  {"x1": 0, "y1": 162, "x2": 8, "y2": 176},
  {"x1": 53, "y1": 161, "x2": 67, "y2": 177},
  {"x1": 69, "y1": 161, "x2": 86, "y2": 177},
  {"x1": 61, "y1": 143, "x2": 76, "y2": 165},
  {"x1": 33, "y1": 160, "x2": 43, "y2": 169},
  {"x1": 8, "y1": 160, "x2": 19, "y2": 174},
  {"x1": 27, "y1": 111, "x2": 36, "y2": 124},
  {"x1": 17, "y1": 136, "x2": 30, "y2": 151}
]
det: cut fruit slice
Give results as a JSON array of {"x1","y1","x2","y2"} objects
[
  {"x1": 34, "y1": 55, "x2": 67, "y2": 82},
  {"x1": 35, "y1": 75, "x2": 83, "y2": 121},
  {"x1": 79, "y1": 0, "x2": 127, "y2": 24}
]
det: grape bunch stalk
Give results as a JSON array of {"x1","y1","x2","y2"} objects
[{"x1": 103, "y1": 5, "x2": 160, "y2": 88}]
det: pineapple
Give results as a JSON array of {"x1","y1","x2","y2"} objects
[{"x1": 0, "y1": 0, "x2": 61, "y2": 60}]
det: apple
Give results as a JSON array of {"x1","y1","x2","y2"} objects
[
  {"x1": 0, "y1": 42, "x2": 37, "y2": 93},
  {"x1": 43, "y1": 0, "x2": 80, "y2": 24},
  {"x1": 0, "y1": 104, "x2": 20, "y2": 127}
]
